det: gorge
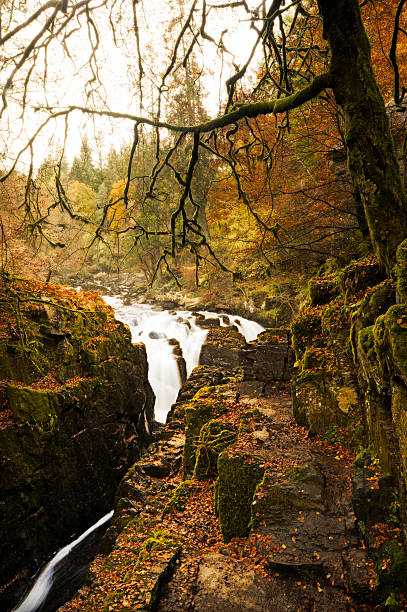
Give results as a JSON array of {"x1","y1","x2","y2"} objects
[{"x1": 7, "y1": 295, "x2": 264, "y2": 611}]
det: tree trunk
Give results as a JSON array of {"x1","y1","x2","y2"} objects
[{"x1": 319, "y1": 0, "x2": 407, "y2": 272}]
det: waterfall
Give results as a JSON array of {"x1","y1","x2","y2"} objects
[
  {"x1": 12, "y1": 512, "x2": 113, "y2": 612},
  {"x1": 103, "y1": 299, "x2": 265, "y2": 423},
  {"x1": 12, "y1": 300, "x2": 264, "y2": 611}
]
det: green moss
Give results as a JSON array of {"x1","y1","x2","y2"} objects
[
  {"x1": 215, "y1": 451, "x2": 264, "y2": 542},
  {"x1": 300, "y1": 346, "x2": 336, "y2": 374},
  {"x1": 395, "y1": 238, "x2": 407, "y2": 302},
  {"x1": 6, "y1": 385, "x2": 57, "y2": 425},
  {"x1": 183, "y1": 389, "x2": 229, "y2": 478},
  {"x1": 322, "y1": 298, "x2": 353, "y2": 334},
  {"x1": 339, "y1": 256, "x2": 384, "y2": 295},
  {"x1": 365, "y1": 282, "x2": 395, "y2": 319},
  {"x1": 380, "y1": 306, "x2": 407, "y2": 383},
  {"x1": 193, "y1": 420, "x2": 237, "y2": 479},
  {"x1": 309, "y1": 277, "x2": 339, "y2": 306},
  {"x1": 137, "y1": 529, "x2": 181, "y2": 563},
  {"x1": 162, "y1": 480, "x2": 195, "y2": 517},
  {"x1": 257, "y1": 328, "x2": 288, "y2": 343},
  {"x1": 375, "y1": 539, "x2": 407, "y2": 603},
  {"x1": 358, "y1": 325, "x2": 375, "y2": 359},
  {"x1": 102, "y1": 590, "x2": 126, "y2": 611},
  {"x1": 291, "y1": 306, "x2": 324, "y2": 360}
]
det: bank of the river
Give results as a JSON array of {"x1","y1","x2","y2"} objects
[
  {"x1": 9, "y1": 298, "x2": 267, "y2": 611},
  {"x1": 0, "y1": 277, "x2": 154, "y2": 610},
  {"x1": 61, "y1": 253, "x2": 407, "y2": 610},
  {"x1": 56, "y1": 270, "x2": 293, "y2": 330},
  {"x1": 6, "y1": 252, "x2": 407, "y2": 611}
]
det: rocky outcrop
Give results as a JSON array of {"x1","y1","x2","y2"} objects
[
  {"x1": 0, "y1": 277, "x2": 154, "y2": 609},
  {"x1": 291, "y1": 253, "x2": 407, "y2": 606}
]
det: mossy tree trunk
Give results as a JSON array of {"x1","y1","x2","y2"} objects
[{"x1": 318, "y1": 0, "x2": 407, "y2": 273}]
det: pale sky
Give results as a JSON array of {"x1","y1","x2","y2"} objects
[{"x1": 1, "y1": 0, "x2": 261, "y2": 170}]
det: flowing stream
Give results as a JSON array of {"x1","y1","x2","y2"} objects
[{"x1": 12, "y1": 301, "x2": 264, "y2": 611}]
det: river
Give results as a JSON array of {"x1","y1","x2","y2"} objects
[{"x1": 12, "y1": 301, "x2": 264, "y2": 612}]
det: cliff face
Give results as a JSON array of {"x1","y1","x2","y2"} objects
[
  {"x1": 291, "y1": 252, "x2": 407, "y2": 604},
  {"x1": 0, "y1": 277, "x2": 154, "y2": 608}
]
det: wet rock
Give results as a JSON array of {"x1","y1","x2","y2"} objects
[
  {"x1": 352, "y1": 454, "x2": 394, "y2": 526},
  {"x1": 0, "y1": 281, "x2": 155, "y2": 609},
  {"x1": 168, "y1": 339, "x2": 187, "y2": 386},
  {"x1": 343, "y1": 549, "x2": 372, "y2": 602},
  {"x1": 200, "y1": 327, "x2": 248, "y2": 371},
  {"x1": 141, "y1": 459, "x2": 171, "y2": 478},
  {"x1": 199, "y1": 317, "x2": 221, "y2": 328},
  {"x1": 149, "y1": 330, "x2": 167, "y2": 339},
  {"x1": 252, "y1": 328, "x2": 293, "y2": 382},
  {"x1": 253, "y1": 461, "x2": 326, "y2": 521}
]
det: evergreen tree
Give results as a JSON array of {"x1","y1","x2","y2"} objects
[{"x1": 69, "y1": 136, "x2": 101, "y2": 190}]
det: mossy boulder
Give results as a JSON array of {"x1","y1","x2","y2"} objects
[
  {"x1": 193, "y1": 420, "x2": 237, "y2": 479},
  {"x1": 183, "y1": 387, "x2": 229, "y2": 478},
  {"x1": 215, "y1": 451, "x2": 264, "y2": 542},
  {"x1": 7, "y1": 385, "x2": 53, "y2": 423},
  {"x1": 339, "y1": 256, "x2": 385, "y2": 295},
  {"x1": 292, "y1": 372, "x2": 352, "y2": 434},
  {"x1": 309, "y1": 277, "x2": 339, "y2": 306}
]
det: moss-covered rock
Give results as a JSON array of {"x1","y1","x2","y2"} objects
[
  {"x1": 6, "y1": 385, "x2": 57, "y2": 425},
  {"x1": 395, "y1": 238, "x2": 407, "y2": 302},
  {"x1": 193, "y1": 420, "x2": 237, "y2": 479},
  {"x1": 291, "y1": 306, "x2": 324, "y2": 361},
  {"x1": 292, "y1": 372, "x2": 351, "y2": 433},
  {"x1": 215, "y1": 451, "x2": 264, "y2": 542},
  {"x1": 183, "y1": 387, "x2": 229, "y2": 478},
  {"x1": 251, "y1": 462, "x2": 325, "y2": 530},
  {"x1": 339, "y1": 255, "x2": 385, "y2": 295},
  {"x1": 0, "y1": 277, "x2": 155, "y2": 609},
  {"x1": 375, "y1": 539, "x2": 407, "y2": 603},
  {"x1": 162, "y1": 480, "x2": 195, "y2": 517},
  {"x1": 309, "y1": 277, "x2": 339, "y2": 306}
]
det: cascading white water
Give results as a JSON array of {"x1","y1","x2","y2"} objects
[
  {"x1": 13, "y1": 300, "x2": 264, "y2": 611},
  {"x1": 102, "y1": 298, "x2": 265, "y2": 423},
  {"x1": 12, "y1": 511, "x2": 113, "y2": 612},
  {"x1": 103, "y1": 299, "x2": 210, "y2": 422}
]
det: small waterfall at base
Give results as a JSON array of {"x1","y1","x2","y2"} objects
[
  {"x1": 12, "y1": 300, "x2": 264, "y2": 611},
  {"x1": 12, "y1": 512, "x2": 113, "y2": 612}
]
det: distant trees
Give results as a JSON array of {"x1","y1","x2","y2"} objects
[{"x1": 69, "y1": 137, "x2": 104, "y2": 192}]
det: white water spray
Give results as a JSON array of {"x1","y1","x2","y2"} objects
[{"x1": 103, "y1": 299, "x2": 265, "y2": 423}]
